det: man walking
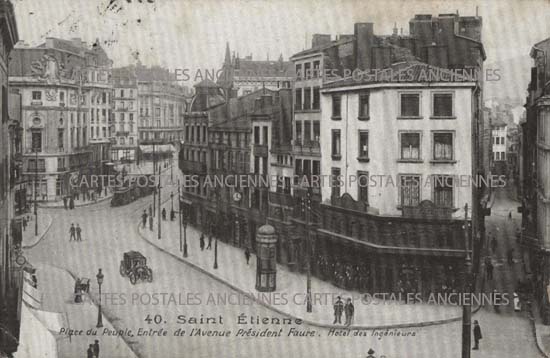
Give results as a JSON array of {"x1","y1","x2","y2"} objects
[
  {"x1": 344, "y1": 298, "x2": 354, "y2": 326},
  {"x1": 63, "y1": 196, "x2": 68, "y2": 210},
  {"x1": 87, "y1": 344, "x2": 94, "y2": 358},
  {"x1": 69, "y1": 224, "x2": 76, "y2": 241},
  {"x1": 245, "y1": 247, "x2": 251, "y2": 265},
  {"x1": 200, "y1": 234, "x2": 205, "y2": 251},
  {"x1": 93, "y1": 340, "x2": 100, "y2": 358},
  {"x1": 162, "y1": 208, "x2": 166, "y2": 221},
  {"x1": 486, "y1": 259, "x2": 493, "y2": 281},
  {"x1": 76, "y1": 224, "x2": 82, "y2": 242},
  {"x1": 333, "y1": 296, "x2": 344, "y2": 324},
  {"x1": 472, "y1": 320, "x2": 482, "y2": 350},
  {"x1": 207, "y1": 235, "x2": 212, "y2": 250},
  {"x1": 142, "y1": 210, "x2": 148, "y2": 228}
]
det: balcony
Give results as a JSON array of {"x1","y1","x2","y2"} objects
[
  {"x1": 116, "y1": 131, "x2": 130, "y2": 137},
  {"x1": 293, "y1": 140, "x2": 320, "y2": 156},
  {"x1": 179, "y1": 159, "x2": 207, "y2": 174},
  {"x1": 253, "y1": 144, "x2": 268, "y2": 157},
  {"x1": 318, "y1": 195, "x2": 467, "y2": 256}
]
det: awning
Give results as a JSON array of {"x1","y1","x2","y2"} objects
[{"x1": 139, "y1": 144, "x2": 176, "y2": 154}]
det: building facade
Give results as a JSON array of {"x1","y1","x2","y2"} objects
[
  {"x1": 9, "y1": 38, "x2": 112, "y2": 202},
  {"x1": 522, "y1": 37, "x2": 550, "y2": 324},
  {"x1": 136, "y1": 64, "x2": 187, "y2": 146},
  {"x1": 218, "y1": 43, "x2": 293, "y2": 97},
  {"x1": 491, "y1": 121, "x2": 507, "y2": 175},
  {"x1": 0, "y1": 1, "x2": 20, "y2": 356},
  {"x1": 112, "y1": 66, "x2": 138, "y2": 163},
  {"x1": 316, "y1": 63, "x2": 478, "y2": 293}
]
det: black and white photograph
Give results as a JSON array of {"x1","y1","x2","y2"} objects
[{"x1": 1, "y1": 0, "x2": 550, "y2": 357}]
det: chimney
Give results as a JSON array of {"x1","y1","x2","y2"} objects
[
  {"x1": 311, "y1": 34, "x2": 331, "y2": 48},
  {"x1": 354, "y1": 22, "x2": 374, "y2": 70}
]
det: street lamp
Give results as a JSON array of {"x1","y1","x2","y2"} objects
[
  {"x1": 170, "y1": 192, "x2": 174, "y2": 212},
  {"x1": 157, "y1": 159, "x2": 161, "y2": 240},
  {"x1": 34, "y1": 149, "x2": 38, "y2": 236},
  {"x1": 96, "y1": 268, "x2": 104, "y2": 328}
]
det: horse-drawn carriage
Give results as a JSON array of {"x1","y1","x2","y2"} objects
[{"x1": 120, "y1": 251, "x2": 153, "y2": 284}]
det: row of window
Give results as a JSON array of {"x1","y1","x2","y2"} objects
[
  {"x1": 494, "y1": 151, "x2": 506, "y2": 161},
  {"x1": 295, "y1": 87, "x2": 320, "y2": 111},
  {"x1": 207, "y1": 131, "x2": 250, "y2": 148},
  {"x1": 295, "y1": 60, "x2": 321, "y2": 80},
  {"x1": 331, "y1": 92, "x2": 454, "y2": 119},
  {"x1": 330, "y1": 170, "x2": 455, "y2": 208},
  {"x1": 253, "y1": 126, "x2": 269, "y2": 145},
  {"x1": 493, "y1": 136, "x2": 505, "y2": 145},
  {"x1": 331, "y1": 130, "x2": 455, "y2": 161}
]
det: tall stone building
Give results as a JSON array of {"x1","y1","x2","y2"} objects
[
  {"x1": 285, "y1": 13, "x2": 486, "y2": 292},
  {"x1": 9, "y1": 38, "x2": 113, "y2": 201},
  {"x1": 0, "y1": 1, "x2": 20, "y2": 356},
  {"x1": 522, "y1": 37, "x2": 550, "y2": 324},
  {"x1": 112, "y1": 66, "x2": 138, "y2": 163}
]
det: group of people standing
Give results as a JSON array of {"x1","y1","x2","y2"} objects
[
  {"x1": 69, "y1": 223, "x2": 83, "y2": 241},
  {"x1": 86, "y1": 340, "x2": 99, "y2": 358},
  {"x1": 332, "y1": 296, "x2": 354, "y2": 326}
]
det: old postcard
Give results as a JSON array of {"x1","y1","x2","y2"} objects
[{"x1": 1, "y1": 0, "x2": 549, "y2": 357}]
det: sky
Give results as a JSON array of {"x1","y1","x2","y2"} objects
[{"x1": 10, "y1": 0, "x2": 550, "y2": 101}]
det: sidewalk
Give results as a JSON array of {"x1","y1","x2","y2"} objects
[
  {"x1": 21, "y1": 211, "x2": 52, "y2": 248},
  {"x1": 138, "y1": 202, "x2": 462, "y2": 329},
  {"x1": 34, "y1": 262, "x2": 138, "y2": 358},
  {"x1": 38, "y1": 190, "x2": 114, "y2": 209}
]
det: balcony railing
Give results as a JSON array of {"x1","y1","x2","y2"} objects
[{"x1": 293, "y1": 140, "x2": 320, "y2": 155}]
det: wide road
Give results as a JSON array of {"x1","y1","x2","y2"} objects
[{"x1": 23, "y1": 168, "x2": 535, "y2": 358}]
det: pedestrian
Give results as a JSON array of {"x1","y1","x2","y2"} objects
[
  {"x1": 207, "y1": 235, "x2": 212, "y2": 250},
  {"x1": 93, "y1": 340, "x2": 100, "y2": 358},
  {"x1": 245, "y1": 247, "x2": 251, "y2": 265},
  {"x1": 490, "y1": 236, "x2": 498, "y2": 254},
  {"x1": 508, "y1": 211, "x2": 512, "y2": 220},
  {"x1": 76, "y1": 224, "x2": 82, "y2": 241},
  {"x1": 162, "y1": 208, "x2": 166, "y2": 221},
  {"x1": 507, "y1": 248, "x2": 514, "y2": 265},
  {"x1": 22, "y1": 217, "x2": 27, "y2": 231},
  {"x1": 87, "y1": 344, "x2": 94, "y2": 358},
  {"x1": 333, "y1": 296, "x2": 344, "y2": 324},
  {"x1": 200, "y1": 234, "x2": 205, "y2": 251},
  {"x1": 63, "y1": 196, "x2": 68, "y2": 209},
  {"x1": 170, "y1": 209, "x2": 175, "y2": 221},
  {"x1": 486, "y1": 260, "x2": 493, "y2": 281},
  {"x1": 344, "y1": 298, "x2": 354, "y2": 326},
  {"x1": 142, "y1": 210, "x2": 148, "y2": 228},
  {"x1": 472, "y1": 320, "x2": 482, "y2": 350},
  {"x1": 69, "y1": 223, "x2": 76, "y2": 241},
  {"x1": 69, "y1": 196, "x2": 75, "y2": 210},
  {"x1": 149, "y1": 215, "x2": 153, "y2": 231}
]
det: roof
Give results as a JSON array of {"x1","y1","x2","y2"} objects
[
  {"x1": 323, "y1": 61, "x2": 478, "y2": 90},
  {"x1": 290, "y1": 37, "x2": 353, "y2": 59}
]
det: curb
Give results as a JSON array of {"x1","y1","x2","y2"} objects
[
  {"x1": 528, "y1": 301, "x2": 550, "y2": 358},
  {"x1": 47, "y1": 263, "x2": 142, "y2": 358},
  {"x1": 22, "y1": 213, "x2": 53, "y2": 249},
  {"x1": 136, "y1": 221, "x2": 482, "y2": 331},
  {"x1": 38, "y1": 194, "x2": 113, "y2": 210}
]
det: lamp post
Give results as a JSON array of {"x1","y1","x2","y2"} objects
[
  {"x1": 34, "y1": 149, "x2": 38, "y2": 236},
  {"x1": 170, "y1": 191, "x2": 174, "y2": 212},
  {"x1": 462, "y1": 203, "x2": 472, "y2": 358},
  {"x1": 214, "y1": 190, "x2": 220, "y2": 269},
  {"x1": 305, "y1": 189, "x2": 312, "y2": 313},
  {"x1": 96, "y1": 268, "x2": 104, "y2": 328},
  {"x1": 157, "y1": 158, "x2": 161, "y2": 240}
]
